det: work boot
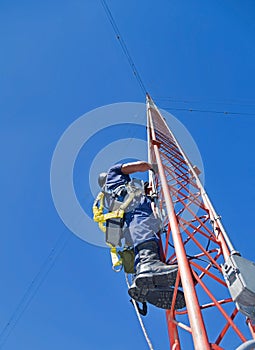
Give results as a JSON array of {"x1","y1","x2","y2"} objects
[
  {"x1": 146, "y1": 287, "x2": 186, "y2": 310},
  {"x1": 128, "y1": 282, "x2": 186, "y2": 310},
  {"x1": 134, "y1": 240, "x2": 178, "y2": 290},
  {"x1": 128, "y1": 281, "x2": 148, "y2": 303}
]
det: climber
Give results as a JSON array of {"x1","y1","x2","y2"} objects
[{"x1": 97, "y1": 161, "x2": 185, "y2": 310}]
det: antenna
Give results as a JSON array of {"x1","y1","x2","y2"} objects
[{"x1": 146, "y1": 94, "x2": 255, "y2": 349}]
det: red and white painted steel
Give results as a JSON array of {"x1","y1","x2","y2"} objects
[{"x1": 146, "y1": 94, "x2": 255, "y2": 349}]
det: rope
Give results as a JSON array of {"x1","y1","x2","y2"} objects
[
  {"x1": 125, "y1": 274, "x2": 154, "y2": 350},
  {"x1": 100, "y1": 0, "x2": 147, "y2": 96}
]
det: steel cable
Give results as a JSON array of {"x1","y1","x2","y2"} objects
[
  {"x1": 0, "y1": 233, "x2": 70, "y2": 349},
  {"x1": 100, "y1": 0, "x2": 147, "y2": 96}
]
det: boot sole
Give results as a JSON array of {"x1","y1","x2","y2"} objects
[
  {"x1": 146, "y1": 288, "x2": 186, "y2": 310},
  {"x1": 128, "y1": 285, "x2": 148, "y2": 303},
  {"x1": 135, "y1": 269, "x2": 178, "y2": 290},
  {"x1": 128, "y1": 285, "x2": 186, "y2": 310}
]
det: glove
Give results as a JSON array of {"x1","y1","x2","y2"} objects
[{"x1": 150, "y1": 163, "x2": 158, "y2": 173}]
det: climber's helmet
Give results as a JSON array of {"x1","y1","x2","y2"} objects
[{"x1": 98, "y1": 172, "x2": 108, "y2": 188}]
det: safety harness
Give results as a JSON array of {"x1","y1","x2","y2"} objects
[{"x1": 93, "y1": 179, "x2": 144, "y2": 272}]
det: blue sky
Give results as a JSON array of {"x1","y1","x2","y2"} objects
[{"x1": 1, "y1": 1, "x2": 255, "y2": 349}]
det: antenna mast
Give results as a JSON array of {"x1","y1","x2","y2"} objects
[{"x1": 146, "y1": 94, "x2": 255, "y2": 349}]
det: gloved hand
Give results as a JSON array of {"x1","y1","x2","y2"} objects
[{"x1": 150, "y1": 163, "x2": 158, "y2": 173}]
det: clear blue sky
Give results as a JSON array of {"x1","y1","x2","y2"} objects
[{"x1": 1, "y1": 1, "x2": 255, "y2": 349}]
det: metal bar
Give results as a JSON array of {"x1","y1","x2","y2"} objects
[
  {"x1": 149, "y1": 97, "x2": 235, "y2": 256},
  {"x1": 176, "y1": 298, "x2": 233, "y2": 315},
  {"x1": 215, "y1": 308, "x2": 239, "y2": 345},
  {"x1": 189, "y1": 260, "x2": 226, "y2": 286},
  {"x1": 168, "y1": 317, "x2": 192, "y2": 333},
  {"x1": 166, "y1": 220, "x2": 216, "y2": 264},
  {"x1": 179, "y1": 222, "x2": 222, "y2": 271},
  {"x1": 147, "y1": 98, "x2": 211, "y2": 350},
  {"x1": 146, "y1": 94, "x2": 250, "y2": 348},
  {"x1": 179, "y1": 217, "x2": 217, "y2": 243},
  {"x1": 167, "y1": 272, "x2": 181, "y2": 350},
  {"x1": 246, "y1": 319, "x2": 255, "y2": 340},
  {"x1": 193, "y1": 272, "x2": 247, "y2": 342}
]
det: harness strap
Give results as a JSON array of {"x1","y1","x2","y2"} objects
[
  {"x1": 118, "y1": 191, "x2": 136, "y2": 210},
  {"x1": 93, "y1": 188, "x2": 140, "y2": 233},
  {"x1": 93, "y1": 191, "x2": 125, "y2": 233},
  {"x1": 110, "y1": 247, "x2": 123, "y2": 272},
  {"x1": 92, "y1": 193, "x2": 123, "y2": 270},
  {"x1": 92, "y1": 185, "x2": 142, "y2": 272}
]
